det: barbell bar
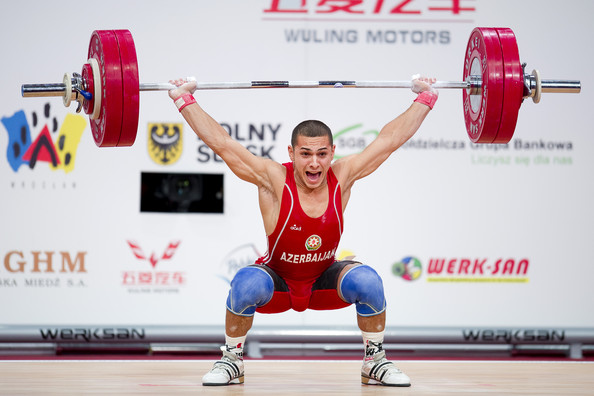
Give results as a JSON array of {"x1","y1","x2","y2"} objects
[
  {"x1": 23, "y1": 77, "x2": 581, "y2": 94},
  {"x1": 20, "y1": 27, "x2": 581, "y2": 147}
]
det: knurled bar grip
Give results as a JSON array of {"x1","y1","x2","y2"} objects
[{"x1": 141, "y1": 80, "x2": 472, "y2": 90}]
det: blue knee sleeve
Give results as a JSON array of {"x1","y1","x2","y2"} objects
[
  {"x1": 226, "y1": 266, "x2": 274, "y2": 317},
  {"x1": 339, "y1": 265, "x2": 386, "y2": 316}
]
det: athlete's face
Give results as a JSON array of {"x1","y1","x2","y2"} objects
[{"x1": 288, "y1": 135, "x2": 335, "y2": 191}]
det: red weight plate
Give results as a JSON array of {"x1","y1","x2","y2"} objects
[
  {"x1": 88, "y1": 30, "x2": 123, "y2": 147},
  {"x1": 463, "y1": 27, "x2": 505, "y2": 143},
  {"x1": 113, "y1": 29, "x2": 139, "y2": 147},
  {"x1": 81, "y1": 63, "x2": 95, "y2": 115},
  {"x1": 493, "y1": 28, "x2": 523, "y2": 144}
]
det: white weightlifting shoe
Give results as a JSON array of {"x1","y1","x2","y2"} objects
[
  {"x1": 202, "y1": 348, "x2": 244, "y2": 386},
  {"x1": 361, "y1": 350, "x2": 411, "y2": 387}
]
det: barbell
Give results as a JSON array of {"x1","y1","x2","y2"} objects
[{"x1": 21, "y1": 27, "x2": 580, "y2": 147}]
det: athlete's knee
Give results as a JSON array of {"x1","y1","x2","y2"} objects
[
  {"x1": 226, "y1": 266, "x2": 274, "y2": 317},
  {"x1": 339, "y1": 265, "x2": 386, "y2": 316}
]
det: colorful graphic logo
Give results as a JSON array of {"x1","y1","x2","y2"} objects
[
  {"x1": 127, "y1": 240, "x2": 181, "y2": 268},
  {"x1": 305, "y1": 235, "x2": 322, "y2": 251},
  {"x1": 392, "y1": 256, "x2": 422, "y2": 281},
  {"x1": 123, "y1": 240, "x2": 185, "y2": 288},
  {"x1": 148, "y1": 122, "x2": 183, "y2": 165},
  {"x1": 2, "y1": 103, "x2": 86, "y2": 173}
]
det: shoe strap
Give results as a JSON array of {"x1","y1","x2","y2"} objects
[
  {"x1": 369, "y1": 361, "x2": 395, "y2": 380},
  {"x1": 213, "y1": 360, "x2": 241, "y2": 379}
]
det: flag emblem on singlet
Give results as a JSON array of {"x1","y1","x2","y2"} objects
[{"x1": 305, "y1": 235, "x2": 322, "y2": 251}]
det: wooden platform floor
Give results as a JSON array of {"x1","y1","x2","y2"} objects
[{"x1": 1, "y1": 359, "x2": 593, "y2": 395}]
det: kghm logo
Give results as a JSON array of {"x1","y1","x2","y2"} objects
[
  {"x1": 148, "y1": 122, "x2": 183, "y2": 165},
  {"x1": 2, "y1": 103, "x2": 86, "y2": 173},
  {"x1": 392, "y1": 256, "x2": 422, "y2": 281},
  {"x1": 1, "y1": 250, "x2": 88, "y2": 288},
  {"x1": 305, "y1": 235, "x2": 322, "y2": 251}
]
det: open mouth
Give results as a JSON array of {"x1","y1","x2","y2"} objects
[{"x1": 306, "y1": 171, "x2": 321, "y2": 183}]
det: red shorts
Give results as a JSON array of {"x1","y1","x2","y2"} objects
[{"x1": 253, "y1": 260, "x2": 360, "y2": 313}]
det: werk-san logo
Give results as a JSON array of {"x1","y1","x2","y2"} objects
[
  {"x1": 148, "y1": 122, "x2": 183, "y2": 165},
  {"x1": 425, "y1": 257, "x2": 530, "y2": 282},
  {"x1": 392, "y1": 255, "x2": 531, "y2": 283},
  {"x1": 2, "y1": 103, "x2": 86, "y2": 173}
]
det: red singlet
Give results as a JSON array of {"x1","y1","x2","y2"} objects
[{"x1": 255, "y1": 162, "x2": 344, "y2": 311}]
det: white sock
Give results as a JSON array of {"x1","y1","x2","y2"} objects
[
  {"x1": 361, "y1": 330, "x2": 385, "y2": 359},
  {"x1": 225, "y1": 334, "x2": 246, "y2": 359}
]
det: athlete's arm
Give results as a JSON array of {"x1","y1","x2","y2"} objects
[
  {"x1": 168, "y1": 79, "x2": 284, "y2": 189},
  {"x1": 333, "y1": 76, "x2": 438, "y2": 192}
]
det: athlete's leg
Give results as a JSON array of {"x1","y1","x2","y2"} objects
[
  {"x1": 203, "y1": 265, "x2": 275, "y2": 386},
  {"x1": 337, "y1": 263, "x2": 410, "y2": 387},
  {"x1": 226, "y1": 310, "x2": 254, "y2": 337},
  {"x1": 357, "y1": 311, "x2": 386, "y2": 332}
]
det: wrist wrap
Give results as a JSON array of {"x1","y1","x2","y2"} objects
[
  {"x1": 174, "y1": 93, "x2": 196, "y2": 112},
  {"x1": 414, "y1": 91, "x2": 438, "y2": 110}
]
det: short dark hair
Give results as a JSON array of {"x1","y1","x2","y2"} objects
[{"x1": 291, "y1": 120, "x2": 333, "y2": 147}]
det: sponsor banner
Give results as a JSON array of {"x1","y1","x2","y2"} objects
[
  {"x1": 1, "y1": 250, "x2": 88, "y2": 289},
  {"x1": 194, "y1": 122, "x2": 283, "y2": 164},
  {"x1": 392, "y1": 256, "x2": 530, "y2": 283},
  {"x1": 123, "y1": 240, "x2": 186, "y2": 294},
  {"x1": 39, "y1": 327, "x2": 147, "y2": 343},
  {"x1": 2, "y1": 105, "x2": 86, "y2": 176},
  {"x1": 3, "y1": 325, "x2": 594, "y2": 345},
  {"x1": 461, "y1": 329, "x2": 565, "y2": 344},
  {"x1": 0, "y1": 0, "x2": 592, "y2": 330},
  {"x1": 148, "y1": 122, "x2": 183, "y2": 165}
]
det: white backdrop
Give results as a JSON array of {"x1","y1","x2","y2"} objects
[{"x1": 0, "y1": 0, "x2": 592, "y2": 331}]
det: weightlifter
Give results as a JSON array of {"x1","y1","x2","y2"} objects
[{"x1": 168, "y1": 75, "x2": 438, "y2": 387}]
